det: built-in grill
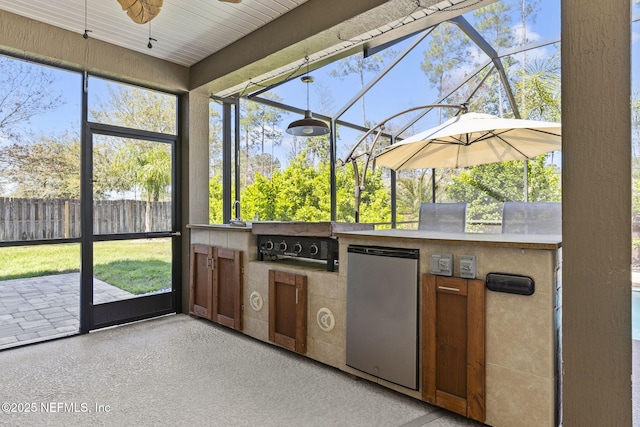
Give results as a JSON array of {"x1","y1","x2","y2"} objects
[{"x1": 252, "y1": 221, "x2": 374, "y2": 272}]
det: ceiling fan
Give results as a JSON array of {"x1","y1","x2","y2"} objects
[{"x1": 117, "y1": 0, "x2": 242, "y2": 25}]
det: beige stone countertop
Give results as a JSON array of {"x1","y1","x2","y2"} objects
[
  {"x1": 335, "y1": 229, "x2": 562, "y2": 250},
  {"x1": 187, "y1": 223, "x2": 253, "y2": 232}
]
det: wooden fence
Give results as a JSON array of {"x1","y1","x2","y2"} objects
[{"x1": 0, "y1": 198, "x2": 171, "y2": 241}]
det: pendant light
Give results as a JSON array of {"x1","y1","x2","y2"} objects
[{"x1": 286, "y1": 58, "x2": 330, "y2": 137}]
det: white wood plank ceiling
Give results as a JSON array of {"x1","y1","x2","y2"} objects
[
  {"x1": 0, "y1": 0, "x2": 310, "y2": 67},
  {"x1": 0, "y1": 0, "x2": 494, "y2": 95}
]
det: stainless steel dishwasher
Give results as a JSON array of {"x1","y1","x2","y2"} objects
[{"x1": 346, "y1": 245, "x2": 419, "y2": 390}]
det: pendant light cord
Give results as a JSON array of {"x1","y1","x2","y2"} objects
[
  {"x1": 306, "y1": 58, "x2": 310, "y2": 111},
  {"x1": 83, "y1": 0, "x2": 91, "y2": 39},
  {"x1": 148, "y1": 21, "x2": 157, "y2": 48}
]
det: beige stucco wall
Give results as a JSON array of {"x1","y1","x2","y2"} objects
[
  {"x1": 191, "y1": 227, "x2": 560, "y2": 427},
  {"x1": 0, "y1": 9, "x2": 188, "y2": 93},
  {"x1": 561, "y1": 2, "x2": 632, "y2": 426},
  {"x1": 180, "y1": 92, "x2": 211, "y2": 314},
  {"x1": 337, "y1": 234, "x2": 559, "y2": 427}
]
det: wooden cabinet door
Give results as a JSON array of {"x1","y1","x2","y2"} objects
[
  {"x1": 189, "y1": 244, "x2": 214, "y2": 320},
  {"x1": 422, "y1": 274, "x2": 485, "y2": 423},
  {"x1": 268, "y1": 270, "x2": 307, "y2": 354},
  {"x1": 212, "y1": 247, "x2": 243, "y2": 331}
]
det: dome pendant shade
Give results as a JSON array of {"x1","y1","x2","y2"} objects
[{"x1": 286, "y1": 110, "x2": 330, "y2": 136}]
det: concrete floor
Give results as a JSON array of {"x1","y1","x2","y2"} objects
[
  {"x1": 0, "y1": 275, "x2": 638, "y2": 425},
  {"x1": 0, "y1": 314, "x2": 483, "y2": 427}
]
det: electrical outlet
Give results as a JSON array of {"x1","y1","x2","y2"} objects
[
  {"x1": 430, "y1": 253, "x2": 453, "y2": 276},
  {"x1": 460, "y1": 255, "x2": 476, "y2": 279}
]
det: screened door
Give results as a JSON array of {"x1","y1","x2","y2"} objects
[{"x1": 81, "y1": 124, "x2": 179, "y2": 331}]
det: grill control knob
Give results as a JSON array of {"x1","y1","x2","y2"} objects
[
  {"x1": 265, "y1": 240, "x2": 274, "y2": 250},
  {"x1": 279, "y1": 241, "x2": 288, "y2": 251},
  {"x1": 309, "y1": 243, "x2": 319, "y2": 256},
  {"x1": 294, "y1": 243, "x2": 303, "y2": 254}
]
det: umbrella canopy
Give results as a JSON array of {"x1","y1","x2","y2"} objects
[{"x1": 375, "y1": 112, "x2": 561, "y2": 170}]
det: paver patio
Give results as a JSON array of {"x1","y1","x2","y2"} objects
[{"x1": 0, "y1": 273, "x2": 139, "y2": 350}]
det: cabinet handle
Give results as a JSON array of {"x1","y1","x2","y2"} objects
[
  {"x1": 438, "y1": 286, "x2": 460, "y2": 292},
  {"x1": 296, "y1": 288, "x2": 299, "y2": 304}
]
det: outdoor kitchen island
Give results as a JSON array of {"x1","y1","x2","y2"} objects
[{"x1": 188, "y1": 223, "x2": 561, "y2": 427}]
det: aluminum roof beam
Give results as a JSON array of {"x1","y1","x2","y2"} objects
[{"x1": 450, "y1": 15, "x2": 521, "y2": 119}]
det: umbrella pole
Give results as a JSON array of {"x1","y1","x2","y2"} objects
[
  {"x1": 431, "y1": 168, "x2": 436, "y2": 203},
  {"x1": 354, "y1": 187, "x2": 361, "y2": 223},
  {"x1": 352, "y1": 160, "x2": 361, "y2": 223},
  {"x1": 524, "y1": 160, "x2": 529, "y2": 202}
]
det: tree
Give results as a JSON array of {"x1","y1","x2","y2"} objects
[
  {"x1": 209, "y1": 174, "x2": 223, "y2": 224},
  {"x1": 109, "y1": 141, "x2": 172, "y2": 231},
  {"x1": 241, "y1": 156, "x2": 328, "y2": 222},
  {"x1": 352, "y1": 167, "x2": 391, "y2": 224},
  {"x1": 472, "y1": 1, "x2": 517, "y2": 116},
  {"x1": 0, "y1": 134, "x2": 81, "y2": 198},
  {"x1": 445, "y1": 156, "x2": 560, "y2": 230},
  {"x1": 242, "y1": 173, "x2": 279, "y2": 221},
  {"x1": 239, "y1": 95, "x2": 284, "y2": 186},
  {"x1": 90, "y1": 84, "x2": 176, "y2": 134},
  {"x1": 474, "y1": 2, "x2": 515, "y2": 50},
  {"x1": 516, "y1": 53, "x2": 561, "y2": 122},
  {"x1": 241, "y1": 97, "x2": 283, "y2": 155},
  {"x1": 330, "y1": 50, "x2": 395, "y2": 126},
  {"x1": 517, "y1": 0, "x2": 540, "y2": 109},
  {"x1": 209, "y1": 102, "x2": 223, "y2": 177},
  {"x1": 421, "y1": 22, "x2": 470, "y2": 119},
  {"x1": 0, "y1": 56, "x2": 64, "y2": 141},
  {"x1": 239, "y1": 154, "x2": 390, "y2": 224},
  {"x1": 396, "y1": 169, "x2": 432, "y2": 223},
  {"x1": 250, "y1": 152, "x2": 281, "y2": 180},
  {"x1": 287, "y1": 133, "x2": 330, "y2": 168},
  {"x1": 0, "y1": 56, "x2": 67, "y2": 196},
  {"x1": 90, "y1": 84, "x2": 175, "y2": 231}
]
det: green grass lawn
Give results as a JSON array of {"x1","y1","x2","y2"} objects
[{"x1": 0, "y1": 239, "x2": 172, "y2": 295}]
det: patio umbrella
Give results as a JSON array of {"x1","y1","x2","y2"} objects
[{"x1": 375, "y1": 112, "x2": 561, "y2": 170}]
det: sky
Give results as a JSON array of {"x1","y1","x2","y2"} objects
[
  {"x1": 247, "y1": 0, "x2": 565, "y2": 165},
  {"x1": 6, "y1": 0, "x2": 640, "y2": 168},
  {"x1": 269, "y1": 0, "x2": 562, "y2": 125}
]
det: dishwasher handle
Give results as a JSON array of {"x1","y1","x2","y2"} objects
[{"x1": 348, "y1": 245, "x2": 419, "y2": 259}]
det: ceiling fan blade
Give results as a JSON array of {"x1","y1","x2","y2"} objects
[
  {"x1": 117, "y1": 0, "x2": 163, "y2": 24},
  {"x1": 219, "y1": 0, "x2": 243, "y2": 3}
]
